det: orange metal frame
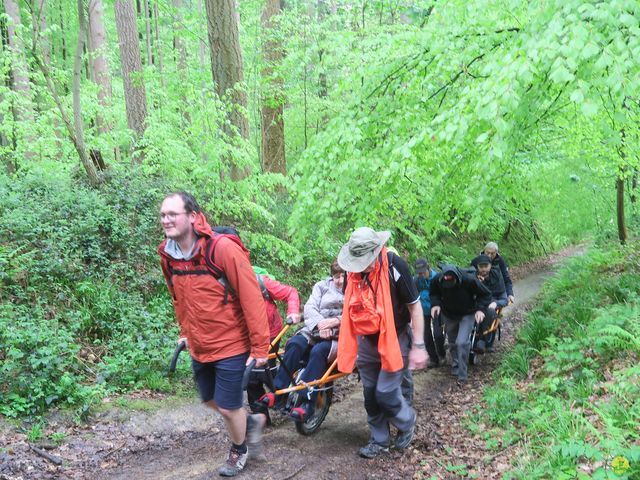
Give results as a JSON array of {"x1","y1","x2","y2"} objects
[{"x1": 261, "y1": 324, "x2": 351, "y2": 396}]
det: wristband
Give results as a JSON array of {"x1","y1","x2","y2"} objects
[{"x1": 413, "y1": 342, "x2": 426, "y2": 350}]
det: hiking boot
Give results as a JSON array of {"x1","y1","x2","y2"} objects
[
  {"x1": 246, "y1": 414, "x2": 265, "y2": 460},
  {"x1": 358, "y1": 442, "x2": 389, "y2": 459},
  {"x1": 450, "y1": 366, "x2": 459, "y2": 377},
  {"x1": 395, "y1": 411, "x2": 417, "y2": 450},
  {"x1": 218, "y1": 447, "x2": 248, "y2": 477},
  {"x1": 474, "y1": 340, "x2": 486, "y2": 354}
]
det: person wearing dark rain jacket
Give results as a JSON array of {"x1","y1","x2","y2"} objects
[
  {"x1": 482, "y1": 242, "x2": 515, "y2": 303},
  {"x1": 429, "y1": 265, "x2": 491, "y2": 382},
  {"x1": 471, "y1": 254, "x2": 508, "y2": 352}
]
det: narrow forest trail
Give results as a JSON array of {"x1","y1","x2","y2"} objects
[{"x1": 0, "y1": 249, "x2": 581, "y2": 480}]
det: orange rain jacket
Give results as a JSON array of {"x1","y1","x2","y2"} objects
[{"x1": 158, "y1": 213, "x2": 270, "y2": 363}]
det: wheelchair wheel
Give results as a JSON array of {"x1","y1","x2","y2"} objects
[
  {"x1": 293, "y1": 384, "x2": 333, "y2": 436},
  {"x1": 469, "y1": 349, "x2": 479, "y2": 365}
]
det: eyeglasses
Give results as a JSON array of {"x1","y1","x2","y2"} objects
[{"x1": 159, "y1": 211, "x2": 188, "y2": 221}]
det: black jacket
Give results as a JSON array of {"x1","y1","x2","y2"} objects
[
  {"x1": 481, "y1": 267, "x2": 507, "y2": 302},
  {"x1": 429, "y1": 265, "x2": 491, "y2": 316},
  {"x1": 478, "y1": 251, "x2": 513, "y2": 296}
]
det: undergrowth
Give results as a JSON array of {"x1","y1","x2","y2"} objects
[{"x1": 482, "y1": 242, "x2": 640, "y2": 479}]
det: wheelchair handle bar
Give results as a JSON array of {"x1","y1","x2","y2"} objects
[{"x1": 168, "y1": 340, "x2": 187, "y2": 374}]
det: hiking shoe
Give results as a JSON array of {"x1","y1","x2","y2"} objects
[
  {"x1": 358, "y1": 442, "x2": 389, "y2": 459},
  {"x1": 218, "y1": 447, "x2": 248, "y2": 477},
  {"x1": 246, "y1": 414, "x2": 265, "y2": 460},
  {"x1": 395, "y1": 411, "x2": 417, "y2": 450},
  {"x1": 450, "y1": 366, "x2": 459, "y2": 377},
  {"x1": 474, "y1": 340, "x2": 486, "y2": 354}
]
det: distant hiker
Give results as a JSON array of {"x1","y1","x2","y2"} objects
[
  {"x1": 414, "y1": 258, "x2": 446, "y2": 368},
  {"x1": 246, "y1": 270, "x2": 300, "y2": 425},
  {"x1": 471, "y1": 254, "x2": 508, "y2": 353},
  {"x1": 429, "y1": 265, "x2": 491, "y2": 383},
  {"x1": 259, "y1": 260, "x2": 345, "y2": 422},
  {"x1": 158, "y1": 192, "x2": 269, "y2": 477},
  {"x1": 482, "y1": 242, "x2": 515, "y2": 304},
  {"x1": 337, "y1": 227, "x2": 427, "y2": 459}
]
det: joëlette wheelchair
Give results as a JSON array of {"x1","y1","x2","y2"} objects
[
  {"x1": 248, "y1": 322, "x2": 351, "y2": 435},
  {"x1": 468, "y1": 305, "x2": 504, "y2": 365}
]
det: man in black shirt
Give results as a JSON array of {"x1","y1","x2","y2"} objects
[{"x1": 337, "y1": 227, "x2": 427, "y2": 459}]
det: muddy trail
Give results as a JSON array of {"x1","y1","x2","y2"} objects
[{"x1": 0, "y1": 248, "x2": 582, "y2": 480}]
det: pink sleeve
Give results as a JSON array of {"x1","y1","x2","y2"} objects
[{"x1": 262, "y1": 276, "x2": 300, "y2": 316}]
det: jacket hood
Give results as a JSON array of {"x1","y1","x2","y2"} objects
[{"x1": 440, "y1": 264, "x2": 462, "y2": 285}]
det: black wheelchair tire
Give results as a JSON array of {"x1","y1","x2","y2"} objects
[{"x1": 294, "y1": 385, "x2": 333, "y2": 436}]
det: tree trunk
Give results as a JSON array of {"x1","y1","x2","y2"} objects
[
  {"x1": 4, "y1": 0, "x2": 35, "y2": 162},
  {"x1": 143, "y1": 0, "x2": 153, "y2": 65},
  {"x1": 0, "y1": 17, "x2": 15, "y2": 173},
  {"x1": 260, "y1": 0, "x2": 285, "y2": 174},
  {"x1": 204, "y1": 0, "x2": 249, "y2": 179},
  {"x1": 617, "y1": 125, "x2": 628, "y2": 244},
  {"x1": 153, "y1": 0, "x2": 163, "y2": 80},
  {"x1": 88, "y1": 0, "x2": 112, "y2": 133},
  {"x1": 172, "y1": 0, "x2": 188, "y2": 72},
  {"x1": 4, "y1": 0, "x2": 33, "y2": 117},
  {"x1": 115, "y1": 0, "x2": 148, "y2": 157},
  {"x1": 72, "y1": 0, "x2": 100, "y2": 184}
]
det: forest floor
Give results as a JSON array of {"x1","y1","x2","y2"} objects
[{"x1": 0, "y1": 246, "x2": 585, "y2": 480}]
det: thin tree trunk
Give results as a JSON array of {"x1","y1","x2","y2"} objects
[
  {"x1": 204, "y1": 0, "x2": 249, "y2": 179},
  {"x1": 88, "y1": 0, "x2": 112, "y2": 133},
  {"x1": 153, "y1": 0, "x2": 163, "y2": 81},
  {"x1": 617, "y1": 125, "x2": 628, "y2": 244},
  {"x1": 260, "y1": 0, "x2": 285, "y2": 174},
  {"x1": 0, "y1": 16, "x2": 15, "y2": 173},
  {"x1": 5, "y1": 0, "x2": 35, "y2": 162},
  {"x1": 143, "y1": 0, "x2": 153, "y2": 65},
  {"x1": 37, "y1": 0, "x2": 50, "y2": 64},
  {"x1": 72, "y1": 0, "x2": 100, "y2": 184},
  {"x1": 115, "y1": 0, "x2": 148, "y2": 158}
]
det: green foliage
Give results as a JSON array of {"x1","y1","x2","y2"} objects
[{"x1": 482, "y1": 242, "x2": 640, "y2": 479}]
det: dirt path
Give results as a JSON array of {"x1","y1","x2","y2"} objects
[{"x1": 0, "y1": 248, "x2": 582, "y2": 480}]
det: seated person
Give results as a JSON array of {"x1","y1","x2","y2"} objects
[
  {"x1": 260, "y1": 260, "x2": 345, "y2": 421},
  {"x1": 471, "y1": 254, "x2": 508, "y2": 352}
]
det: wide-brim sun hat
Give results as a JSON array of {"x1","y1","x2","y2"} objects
[{"x1": 338, "y1": 227, "x2": 391, "y2": 273}]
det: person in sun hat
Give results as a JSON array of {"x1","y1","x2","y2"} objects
[
  {"x1": 336, "y1": 227, "x2": 427, "y2": 459},
  {"x1": 429, "y1": 264, "x2": 491, "y2": 383}
]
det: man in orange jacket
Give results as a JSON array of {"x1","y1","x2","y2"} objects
[{"x1": 158, "y1": 192, "x2": 270, "y2": 477}]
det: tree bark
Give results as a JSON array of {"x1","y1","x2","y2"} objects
[
  {"x1": 153, "y1": 0, "x2": 163, "y2": 80},
  {"x1": 115, "y1": 0, "x2": 148, "y2": 157},
  {"x1": 143, "y1": 0, "x2": 153, "y2": 65},
  {"x1": 88, "y1": 0, "x2": 112, "y2": 134},
  {"x1": 4, "y1": 0, "x2": 33, "y2": 119},
  {"x1": 616, "y1": 124, "x2": 628, "y2": 244},
  {"x1": 0, "y1": 16, "x2": 15, "y2": 173},
  {"x1": 72, "y1": 0, "x2": 100, "y2": 184},
  {"x1": 260, "y1": 0, "x2": 285, "y2": 174},
  {"x1": 204, "y1": 0, "x2": 249, "y2": 179}
]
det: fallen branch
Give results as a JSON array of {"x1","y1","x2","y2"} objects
[
  {"x1": 29, "y1": 444, "x2": 62, "y2": 466},
  {"x1": 283, "y1": 464, "x2": 306, "y2": 480}
]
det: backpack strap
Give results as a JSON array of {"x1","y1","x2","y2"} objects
[
  {"x1": 256, "y1": 274, "x2": 271, "y2": 301},
  {"x1": 203, "y1": 233, "x2": 240, "y2": 304}
]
